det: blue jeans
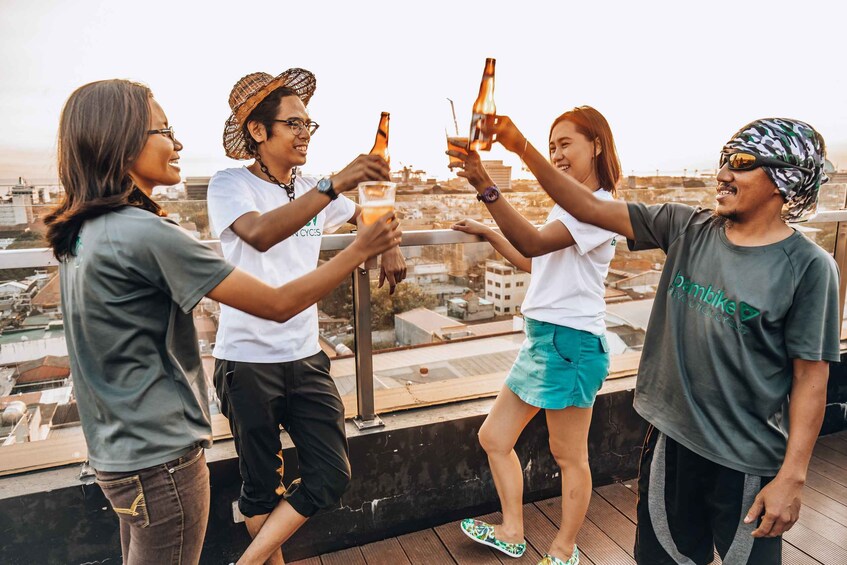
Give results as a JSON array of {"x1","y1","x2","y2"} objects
[{"x1": 95, "y1": 446, "x2": 210, "y2": 565}]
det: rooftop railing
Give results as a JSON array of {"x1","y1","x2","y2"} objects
[{"x1": 1, "y1": 202, "x2": 847, "y2": 475}]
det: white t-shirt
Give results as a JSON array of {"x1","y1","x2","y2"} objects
[
  {"x1": 520, "y1": 189, "x2": 616, "y2": 335},
  {"x1": 207, "y1": 167, "x2": 357, "y2": 362}
]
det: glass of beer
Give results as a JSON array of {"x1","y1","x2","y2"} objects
[
  {"x1": 358, "y1": 181, "x2": 396, "y2": 225},
  {"x1": 445, "y1": 98, "x2": 469, "y2": 169},
  {"x1": 446, "y1": 134, "x2": 469, "y2": 168}
]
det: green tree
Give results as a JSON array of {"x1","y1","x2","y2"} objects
[
  {"x1": 7, "y1": 231, "x2": 47, "y2": 250},
  {"x1": 356, "y1": 282, "x2": 437, "y2": 331}
]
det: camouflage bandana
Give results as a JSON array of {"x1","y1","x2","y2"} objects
[{"x1": 721, "y1": 118, "x2": 828, "y2": 221}]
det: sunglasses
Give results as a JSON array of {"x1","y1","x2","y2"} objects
[{"x1": 720, "y1": 151, "x2": 812, "y2": 175}]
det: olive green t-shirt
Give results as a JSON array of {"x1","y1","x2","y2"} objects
[
  {"x1": 628, "y1": 203, "x2": 840, "y2": 476},
  {"x1": 60, "y1": 207, "x2": 234, "y2": 472}
]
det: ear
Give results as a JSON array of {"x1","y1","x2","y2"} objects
[
  {"x1": 594, "y1": 138, "x2": 603, "y2": 157},
  {"x1": 247, "y1": 120, "x2": 267, "y2": 144}
]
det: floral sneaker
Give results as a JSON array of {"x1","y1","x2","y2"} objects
[
  {"x1": 538, "y1": 545, "x2": 579, "y2": 565},
  {"x1": 460, "y1": 518, "x2": 526, "y2": 558}
]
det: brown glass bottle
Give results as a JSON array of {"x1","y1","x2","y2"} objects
[
  {"x1": 369, "y1": 112, "x2": 390, "y2": 167},
  {"x1": 469, "y1": 58, "x2": 496, "y2": 151}
]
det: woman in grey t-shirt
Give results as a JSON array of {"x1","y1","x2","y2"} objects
[{"x1": 44, "y1": 79, "x2": 400, "y2": 564}]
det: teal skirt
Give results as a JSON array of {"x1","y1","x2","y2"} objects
[{"x1": 505, "y1": 317, "x2": 610, "y2": 409}]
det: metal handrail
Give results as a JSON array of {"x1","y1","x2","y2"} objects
[
  {"x1": 2, "y1": 210, "x2": 844, "y2": 267},
  {"x1": 3, "y1": 215, "x2": 847, "y2": 427},
  {"x1": 0, "y1": 229, "x2": 494, "y2": 269}
]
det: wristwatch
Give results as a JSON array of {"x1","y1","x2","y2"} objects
[
  {"x1": 317, "y1": 177, "x2": 338, "y2": 201},
  {"x1": 476, "y1": 185, "x2": 501, "y2": 204}
]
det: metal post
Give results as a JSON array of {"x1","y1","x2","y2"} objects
[
  {"x1": 352, "y1": 256, "x2": 383, "y2": 429},
  {"x1": 834, "y1": 194, "x2": 847, "y2": 333}
]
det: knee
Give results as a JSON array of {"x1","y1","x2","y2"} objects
[
  {"x1": 315, "y1": 464, "x2": 351, "y2": 508},
  {"x1": 478, "y1": 425, "x2": 512, "y2": 456},
  {"x1": 549, "y1": 441, "x2": 589, "y2": 471}
]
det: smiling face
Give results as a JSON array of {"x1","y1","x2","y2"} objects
[
  {"x1": 549, "y1": 119, "x2": 600, "y2": 188},
  {"x1": 250, "y1": 95, "x2": 311, "y2": 170},
  {"x1": 128, "y1": 97, "x2": 183, "y2": 194},
  {"x1": 715, "y1": 161, "x2": 784, "y2": 222}
]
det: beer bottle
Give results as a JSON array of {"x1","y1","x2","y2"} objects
[
  {"x1": 369, "y1": 112, "x2": 390, "y2": 167},
  {"x1": 469, "y1": 58, "x2": 496, "y2": 152}
]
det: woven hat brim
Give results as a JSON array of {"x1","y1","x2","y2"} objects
[{"x1": 223, "y1": 68, "x2": 317, "y2": 160}]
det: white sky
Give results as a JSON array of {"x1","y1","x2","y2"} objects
[{"x1": 1, "y1": 0, "x2": 846, "y2": 181}]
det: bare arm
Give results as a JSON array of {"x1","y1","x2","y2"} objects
[
  {"x1": 208, "y1": 213, "x2": 401, "y2": 322},
  {"x1": 348, "y1": 205, "x2": 407, "y2": 294},
  {"x1": 447, "y1": 148, "x2": 576, "y2": 258},
  {"x1": 490, "y1": 115, "x2": 635, "y2": 240},
  {"x1": 452, "y1": 219, "x2": 531, "y2": 273},
  {"x1": 231, "y1": 189, "x2": 333, "y2": 252},
  {"x1": 745, "y1": 358, "x2": 829, "y2": 537},
  {"x1": 231, "y1": 154, "x2": 390, "y2": 252}
]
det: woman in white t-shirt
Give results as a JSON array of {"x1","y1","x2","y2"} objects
[{"x1": 450, "y1": 106, "x2": 621, "y2": 565}]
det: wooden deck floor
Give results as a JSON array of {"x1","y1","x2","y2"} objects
[{"x1": 292, "y1": 431, "x2": 847, "y2": 564}]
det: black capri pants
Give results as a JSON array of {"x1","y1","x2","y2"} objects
[{"x1": 214, "y1": 350, "x2": 351, "y2": 518}]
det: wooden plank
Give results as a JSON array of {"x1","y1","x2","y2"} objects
[
  {"x1": 585, "y1": 491, "x2": 637, "y2": 557},
  {"x1": 469, "y1": 511, "x2": 546, "y2": 565},
  {"x1": 397, "y1": 529, "x2": 456, "y2": 565},
  {"x1": 808, "y1": 455, "x2": 847, "y2": 488},
  {"x1": 796, "y1": 505, "x2": 847, "y2": 551},
  {"x1": 289, "y1": 558, "x2": 321, "y2": 565},
  {"x1": 817, "y1": 433, "x2": 847, "y2": 456},
  {"x1": 782, "y1": 542, "x2": 824, "y2": 565},
  {"x1": 806, "y1": 469, "x2": 847, "y2": 506},
  {"x1": 519, "y1": 504, "x2": 591, "y2": 565},
  {"x1": 813, "y1": 443, "x2": 847, "y2": 470},
  {"x1": 434, "y1": 518, "x2": 503, "y2": 565},
  {"x1": 359, "y1": 537, "x2": 411, "y2": 565},
  {"x1": 783, "y1": 521, "x2": 847, "y2": 564},
  {"x1": 534, "y1": 496, "x2": 635, "y2": 565},
  {"x1": 801, "y1": 485, "x2": 847, "y2": 527},
  {"x1": 594, "y1": 483, "x2": 638, "y2": 523},
  {"x1": 320, "y1": 546, "x2": 367, "y2": 565}
]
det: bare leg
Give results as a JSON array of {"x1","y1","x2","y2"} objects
[
  {"x1": 545, "y1": 406, "x2": 594, "y2": 560},
  {"x1": 478, "y1": 386, "x2": 541, "y2": 543},
  {"x1": 237, "y1": 500, "x2": 308, "y2": 565}
]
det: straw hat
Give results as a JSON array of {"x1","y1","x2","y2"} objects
[{"x1": 223, "y1": 68, "x2": 317, "y2": 160}]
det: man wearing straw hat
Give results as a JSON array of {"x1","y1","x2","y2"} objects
[{"x1": 207, "y1": 68, "x2": 405, "y2": 564}]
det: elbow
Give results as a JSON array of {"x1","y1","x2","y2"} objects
[
  {"x1": 244, "y1": 234, "x2": 272, "y2": 253},
  {"x1": 513, "y1": 239, "x2": 542, "y2": 258},
  {"x1": 270, "y1": 306, "x2": 294, "y2": 324}
]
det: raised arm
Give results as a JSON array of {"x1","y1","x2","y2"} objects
[
  {"x1": 490, "y1": 115, "x2": 635, "y2": 240},
  {"x1": 446, "y1": 147, "x2": 577, "y2": 259},
  {"x1": 209, "y1": 212, "x2": 401, "y2": 322},
  {"x1": 230, "y1": 154, "x2": 390, "y2": 252}
]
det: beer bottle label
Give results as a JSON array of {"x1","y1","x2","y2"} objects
[{"x1": 469, "y1": 112, "x2": 492, "y2": 151}]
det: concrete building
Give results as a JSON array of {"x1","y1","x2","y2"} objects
[
  {"x1": 0, "y1": 177, "x2": 35, "y2": 226},
  {"x1": 447, "y1": 290, "x2": 494, "y2": 321},
  {"x1": 394, "y1": 308, "x2": 458, "y2": 346},
  {"x1": 481, "y1": 160, "x2": 511, "y2": 191},
  {"x1": 484, "y1": 260, "x2": 530, "y2": 315},
  {"x1": 184, "y1": 176, "x2": 210, "y2": 200}
]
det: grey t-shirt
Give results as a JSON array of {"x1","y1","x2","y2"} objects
[
  {"x1": 628, "y1": 203, "x2": 840, "y2": 476},
  {"x1": 60, "y1": 207, "x2": 234, "y2": 472}
]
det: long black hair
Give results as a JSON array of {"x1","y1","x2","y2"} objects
[{"x1": 45, "y1": 79, "x2": 163, "y2": 259}]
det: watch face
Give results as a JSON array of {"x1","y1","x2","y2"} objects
[{"x1": 318, "y1": 178, "x2": 331, "y2": 191}]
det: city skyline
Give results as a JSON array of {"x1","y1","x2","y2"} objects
[{"x1": 2, "y1": 0, "x2": 846, "y2": 182}]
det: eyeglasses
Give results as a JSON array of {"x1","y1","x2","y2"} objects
[
  {"x1": 273, "y1": 119, "x2": 320, "y2": 136},
  {"x1": 147, "y1": 126, "x2": 176, "y2": 141},
  {"x1": 720, "y1": 151, "x2": 812, "y2": 175}
]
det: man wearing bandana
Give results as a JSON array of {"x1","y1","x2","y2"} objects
[{"x1": 486, "y1": 116, "x2": 839, "y2": 564}]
